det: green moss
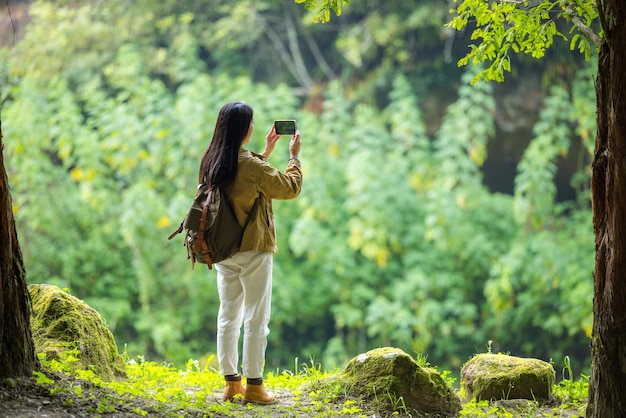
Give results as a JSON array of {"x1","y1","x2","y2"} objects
[
  {"x1": 29, "y1": 284, "x2": 126, "y2": 381},
  {"x1": 461, "y1": 353, "x2": 555, "y2": 401},
  {"x1": 328, "y1": 347, "x2": 461, "y2": 416}
]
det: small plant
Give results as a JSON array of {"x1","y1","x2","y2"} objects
[
  {"x1": 33, "y1": 371, "x2": 54, "y2": 386},
  {"x1": 414, "y1": 351, "x2": 457, "y2": 387},
  {"x1": 460, "y1": 399, "x2": 514, "y2": 417},
  {"x1": 562, "y1": 355, "x2": 574, "y2": 380},
  {"x1": 415, "y1": 352, "x2": 430, "y2": 367},
  {"x1": 96, "y1": 397, "x2": 115, "y2": 413},
  {"x1": 554, "y1": 356, "x2": 588, "y2": 407},
  {"x1": 386, "y1": 391, "x2": 409, "y2": 415},
  {"x1": 132, "y1": 407, "x2": 148, "y2": 416}
]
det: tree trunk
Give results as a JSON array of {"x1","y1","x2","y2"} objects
[
  {"x1": 0, "y1": 121, "x2": 36, "y2": 378},
  {"x1": 587, "y1": 0, "x2": 626, "y2": 416}
]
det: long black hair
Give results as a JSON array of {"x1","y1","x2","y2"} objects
[{"x1": 199, "y1": 101, "x2": 253, "y2": 187}]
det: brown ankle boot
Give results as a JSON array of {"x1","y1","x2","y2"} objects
[
  {"x1": 223, "y1": 375, "x2": 244, "y2": 402},
  {"x1": 244, "y1": 378, "x2": 276, "y2": 405}
]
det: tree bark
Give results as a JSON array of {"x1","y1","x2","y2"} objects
[
  {"x1": 587, "y1": 0, "x2": 626, "y2": 416},
  {"x1": 0, "y1": 120, "x2": 36, "y2": 378}
]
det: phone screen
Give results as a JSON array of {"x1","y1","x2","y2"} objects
[{"x1": 274, "y1": 120, "x2": 296, "y2": 135}]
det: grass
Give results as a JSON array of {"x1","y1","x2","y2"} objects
[{"x1": 33, "y1": 351, "x2": 590, "y2": 417}]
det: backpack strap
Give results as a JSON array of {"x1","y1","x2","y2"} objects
[
  {"x1": 195, "y1": 186, "x2": 214, "y2": 270},
  {"x1": 168, "y1": 222, "x2": 184, "y2": 240}
]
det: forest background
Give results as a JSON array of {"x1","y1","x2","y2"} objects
[{"x1": 0, "y1": 0, "x2": 596, "y2": 382}]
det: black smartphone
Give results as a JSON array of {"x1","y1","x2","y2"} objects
[{"x1": 274, "y1": 120, "x2": 297, "y2": 135}]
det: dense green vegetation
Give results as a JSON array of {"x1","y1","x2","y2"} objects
[{"x1": 1, "y1": 0, "x2": 595, "y2": 379}]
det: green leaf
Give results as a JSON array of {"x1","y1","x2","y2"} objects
[{"x1": 33, "y1": 371, "x2": 54, "y2": 385}]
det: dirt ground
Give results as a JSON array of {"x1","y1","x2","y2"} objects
[
  {"x1": 0, "y1": 375, "x2": 214, "y2": 418},
  {"x1": 0, "y1": 374, "x2": 342, "y2": 418}
]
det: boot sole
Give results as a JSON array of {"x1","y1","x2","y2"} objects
[{"x1": 243, "y1": 398, "x2": 277, "y2": 405}]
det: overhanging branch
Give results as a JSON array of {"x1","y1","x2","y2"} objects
[
  {"x1": 497, "y1": 0, "x2": 601, "y2": 48},
  {"x1": 564, "y1": 1, "x2": 602, "y2": 48}
]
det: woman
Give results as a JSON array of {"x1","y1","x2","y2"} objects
[{"x1": 199, "y1": 102, "x2": 302, "y2": 404}]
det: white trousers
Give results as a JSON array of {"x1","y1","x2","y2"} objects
[{"x1": 214, "y1": 251, "x2": 273, "y2": 379}]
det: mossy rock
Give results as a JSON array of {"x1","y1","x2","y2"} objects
[
  {"x1": 29, "y1": 284, "x2": 126, "y2": 381},
  {"x1": 461, "y1": 353, "x2": 555, "y2": 401},
  {"x1": 328, "y1": 347, "x2": 461, "y2": 416}
]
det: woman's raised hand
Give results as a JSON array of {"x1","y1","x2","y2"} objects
[
  {"x1": 262, "y1": 125, "x2": 281, "y2": 159},
  {"x1": 289, "y1": 130, "x2": 301, "y2": 160}
]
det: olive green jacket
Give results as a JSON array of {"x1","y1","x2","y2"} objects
[{"x1": 224, "y1": 148, "x2": 302, "y2": 253}]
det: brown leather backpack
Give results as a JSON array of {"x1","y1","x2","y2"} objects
[{"x1": 169, "y1": 184, "x2": 257, "y2": 269}]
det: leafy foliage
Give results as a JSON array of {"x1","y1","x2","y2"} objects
[
  {"x1": 296, "y1": 0, "x2": 350, "y2": 23},
  {"x1": 513, "y1": 86, "x2": 572, "y2": 230},
  {"x1": 447, "y1": 0, "x2": 600, "y2": 83}
]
